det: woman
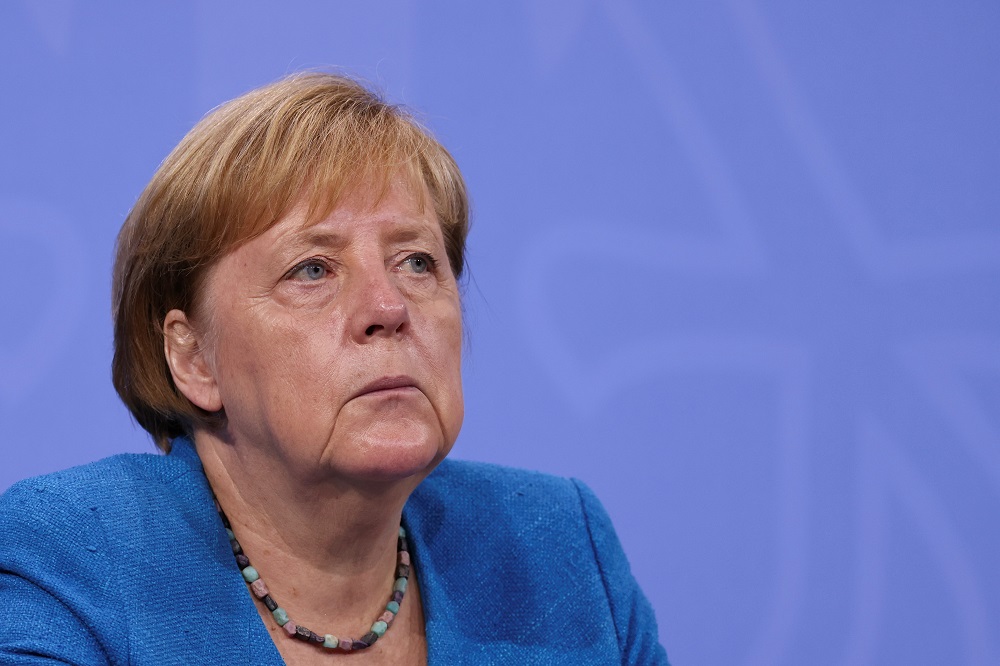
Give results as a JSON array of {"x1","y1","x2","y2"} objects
[{"x1": 0, "y1": 73, "x2": 667, "y2": 665}]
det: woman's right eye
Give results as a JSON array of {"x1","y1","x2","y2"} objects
[{"x1": 288, "y1": 260, "x2": 328, "y2": 281}]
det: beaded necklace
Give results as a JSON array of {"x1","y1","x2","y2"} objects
[{"x1": 215, "y1": 497, "x2": 412, "y2": 652}]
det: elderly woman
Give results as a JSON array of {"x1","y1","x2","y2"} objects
[{"x1": 0, "y1": 73, "x2": 667, "y2": 665}]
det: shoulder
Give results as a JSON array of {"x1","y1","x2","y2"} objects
[
  {"x1": 0, "y1": 443, "x2": 246, "y2": 664},
  {"x1": 0, "y1": 454, "x2": 182, "y2": 664},
  {"x1": 0, "y1": 444, "x2": 210, "y2": 591},
  {"x1": 411, "y1": 458, "x2": 597, "y2": 536},
  {"x1": 5, "y1": 446, "x2": 195, "y2": 497},
  {"x1": 0, "y1": 449, "x2": 205, "y2": 586},
  {"x1": 1, "y1": 439, "x2": 206, "y2": 516},
  {"x1": 1, "y1": 451, "x2": 188, "y2": 523},
  {"x1": 410, "y1": 459, "x2": 605, "y2": 584},
  {"x1": 406, "y1": 459, "x2": 669, "y2": 664},
  {"x1": 408, "y1": 457, "x2": 597, "y2": 558}
]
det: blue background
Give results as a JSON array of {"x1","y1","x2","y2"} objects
[{"x1": 2, "y1": 2, "x2": 998, "y2": 664}]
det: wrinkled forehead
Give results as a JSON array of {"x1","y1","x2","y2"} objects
[
  {"x1": 297, "y1": 165, "x2": 431, "y2": 234},
  {"x1": 234, "y1": 156, "x2": 433, "y2": 253}
]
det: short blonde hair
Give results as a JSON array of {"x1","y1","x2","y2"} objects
[{"x1": 112, "y1": 72, "x2": 469, "y2": 451}]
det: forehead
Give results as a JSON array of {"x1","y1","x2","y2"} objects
[
  {"x1": 302, "y1": 175, "x2": 435, "y2": 232},
  {"x1": 295, "y1": 161, "x2": 430, "y2": 230},
  {"x1": 312, "y1": 173, "x2": 426, "y2": 220},
  {"x1": 251, "y1": 177, "x2": 441, "y2": 255},
  {"x1": 211, "y1": 155, "x2": 431, "y2": 255}
]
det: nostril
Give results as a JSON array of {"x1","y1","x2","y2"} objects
[{"x1": 365, "y1": 324, "x2": 381, "y2": 336}]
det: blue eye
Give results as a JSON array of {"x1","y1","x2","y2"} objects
[
  {"x1": 290, "y1": 261, "x2": 328, "y2": 281},
  {"x1": 404, "y1": 253, "x2": 436, "y2": 274}
]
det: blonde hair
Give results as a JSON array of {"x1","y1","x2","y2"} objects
[{"x1": 112, "y1": 72, "x2": 469, "y2": 451}]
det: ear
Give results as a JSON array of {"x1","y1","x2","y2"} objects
[{"x1": 163, "y1": 309, "x2": 223, "y2": 413}]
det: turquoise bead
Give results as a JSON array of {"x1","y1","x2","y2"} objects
[
  {"x1": 398, "y1": 526, "x2": 406, "y2": 538},
  {"x1": 241, "y1": 566, "x2": 259, "y2": 583},
  {"x1": 272, "y1": 608, "x2": 289, "y2": 626},
  {"x1": 393, "y1": 577, "x2": 408, "y2": 593},
  {"x1": 386, "y1": 601, "x2": 400, "y2": 614},
  {"x1": 225, "y1": 528, "x2": 235, "y2": 541},
  {"x1": 371, "y1": 620, "x2": 388, "y2": 637},
  {"x1": 323, "y1": 634, "x2": 339, "y2": 648}
]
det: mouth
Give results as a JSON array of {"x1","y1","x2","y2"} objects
[{"x1": 353, "y1": 375, "x2": 420, "y2": 399}]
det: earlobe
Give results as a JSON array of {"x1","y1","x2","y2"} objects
[{"x1": 163, "y1": 309, "x2": 223, "y2": 413}]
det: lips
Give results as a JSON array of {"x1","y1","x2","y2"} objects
[{"x1": 353, "y1": 375, "x2": 420, "y2": 399}]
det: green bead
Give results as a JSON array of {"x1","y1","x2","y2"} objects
[
  {"x1": 371, "y1": 621, "x2": 388, "y2": 637},
  {"x1": 386, "y1": 601, "x2": 400, "y2": 614},
  {"x1": 225, "y1": 528, "x2": 235, "y2": 541},
  {"x1": 323, "y1": 634, "x2": 339, "y2": 649},
  {"x1": 393, "y1": 577, "x2": 408, "y2": 593},
  {"x1": 241, "y1": 566, "x2": 259, "y2": 583},
  {"x1": 272, "y1": 608, "x2": 289, "y2": 626}
]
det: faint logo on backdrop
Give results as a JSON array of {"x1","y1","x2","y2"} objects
[
  {"x1": 729, "y1": 1, "x2": 998, "y2": 664},
  {"x1": 0, "y1": 198, "x2": 89, "y2": 411},
  {"x1": 517, "y1": 1, "x2": 997, "y2": 664}
]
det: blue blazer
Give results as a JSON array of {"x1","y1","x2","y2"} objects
[{"x1": 0, "y1": 438, "x2": 668, "y2": 664}]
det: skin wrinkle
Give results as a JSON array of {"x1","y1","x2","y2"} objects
[{"x1": 162, "y1": 178, "x2": 458, "y2": 664}]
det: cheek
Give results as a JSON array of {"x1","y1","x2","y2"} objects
[
  {"x1": 425, "y1": 300, "x2": 465, "y2": 437},
  {"x1": 208, "y1": 306, "x2": 299, "y2": 408},
  {"x1": 423, "y1": 296, "x2": 463, "y2": 368}
]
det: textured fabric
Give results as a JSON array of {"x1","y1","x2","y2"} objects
[{"x1": 0, "y1": 438, "x2": 668, "y2": 665}]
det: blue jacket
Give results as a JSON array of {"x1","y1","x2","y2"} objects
[{"x1": 0, "y1": 438, "x2": 668, "y2": 664}]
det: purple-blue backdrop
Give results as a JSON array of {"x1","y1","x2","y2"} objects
[{"x1": 2, "y1": 2, "x2": 998, "y2": 664}]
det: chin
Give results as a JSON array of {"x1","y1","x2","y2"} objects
[
  {"x1": 331, "y1": 421, "x2": 449, "y2": 483},
  {"x1": 325, "y1": 394, "x2": 456, "y2": 483}
]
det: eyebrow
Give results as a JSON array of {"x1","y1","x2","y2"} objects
[
  {"x1": 383, "y1": 224, "x2": 438, "y2": 246},
  {"x1": 278, "y1": 216, "x2": 440, "y2": 260},
  {"x1": 284, "y1": 230, "x2": 349, "y2": 255}
]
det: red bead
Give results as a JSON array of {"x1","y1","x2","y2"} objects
[{"x1": 250, "y1": 579, "x2": 269, "y2": 598}]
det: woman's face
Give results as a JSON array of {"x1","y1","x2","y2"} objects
[{"x1": 189, "y1": 179, "x2": 464, "y2": 483}]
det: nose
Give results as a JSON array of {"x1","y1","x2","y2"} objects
[{"x1": 349, "y1": 265, "x2": 410, "y2": 342}]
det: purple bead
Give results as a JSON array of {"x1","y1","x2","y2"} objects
[
  {"x1": 236, "y1": 554, "x2": 250, "y2": 569},
  {"x1": 398, "y1": 551, "x2": 410, "y2": 566},
  {"x1": 378, "y1": 610, "x2": 394, "y2": 626},
  {"x1": 397, "y1": 563, "x2": 410, "y2": 578},
  {"x1": 339, "y1": 638, "x2": 353, "y2": 651},
  {"x1": 294, "y1": 625, "x2": 313, "y2": 642},
  {"x1": 392, "y1": 590, "x2": 404, "y2": 604},
  {"x1": 283, "y1": 622, "x2": 298, "y2": 636}
]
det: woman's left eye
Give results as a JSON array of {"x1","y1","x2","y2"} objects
[
  {"x1": 402, "y1": 253, "x2": 436, "y2": 274},
  {"x1": 289, "y1": 260, "x2": 328, "y2": 281}
]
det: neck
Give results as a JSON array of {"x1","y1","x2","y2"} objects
[{"x1": 194, "y1": 428, "x2": 417, "y2": 623}]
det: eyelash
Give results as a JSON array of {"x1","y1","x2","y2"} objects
[
  {"x1": 402, "y1": 252, "x2": 438, "y2": 275},
  {"x1": 285, "y1": 258, "x2": 332, "y2": 282},
  {"x1": 284, "y1": 252, "x2": 438, "y2": 282}
]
